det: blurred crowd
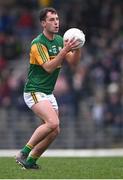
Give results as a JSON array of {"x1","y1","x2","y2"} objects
[{"x1": 0, "y1": 0, "x2": 123, "y2": 144}]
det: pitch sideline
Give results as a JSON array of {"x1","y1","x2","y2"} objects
[{"x1": 0, "y1": 149, "x2": 123, "y2": 157}]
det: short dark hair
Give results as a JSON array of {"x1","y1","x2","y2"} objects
[{"x1": 39, "y1": 7, "x2": 57, "y2": 22}]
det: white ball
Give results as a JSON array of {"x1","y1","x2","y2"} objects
[{"x1": 63, "y1": 28, "x2": 85, "y2": 49}]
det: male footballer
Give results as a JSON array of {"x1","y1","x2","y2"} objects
[{"x1": 16, "y1": 7, "x2": 82, "y2": 169}]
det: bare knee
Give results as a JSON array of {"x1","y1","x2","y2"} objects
[{"x1": 46, "y1": 118, "x2": 60, "y2": 131}]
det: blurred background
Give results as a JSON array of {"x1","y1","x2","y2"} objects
[{"x1": 0, "y1": 0, "x2": 123, "y2": 150}]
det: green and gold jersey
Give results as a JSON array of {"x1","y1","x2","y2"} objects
[{"x1": 24, "y1": 33, "x2": 63, "y2": 94}]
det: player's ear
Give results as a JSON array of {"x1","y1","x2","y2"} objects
[{"x1": 41, "y1": 20, "x2": 46, "y2": 28}]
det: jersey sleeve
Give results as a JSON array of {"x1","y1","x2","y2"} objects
[{"x1": 30, "y1": 43, "x2": 50, "y2": 65}]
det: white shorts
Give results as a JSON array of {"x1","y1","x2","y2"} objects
[{"x1": 24, "y1": 92, "x2": 58, "y2": 110}]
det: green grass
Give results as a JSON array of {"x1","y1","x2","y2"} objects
[{"x1": 0, "y1": 157, "x2": 123, "y2": 179}]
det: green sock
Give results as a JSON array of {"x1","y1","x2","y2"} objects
[
  {"x1": 21, "y1": 144, "x2": 33, "y2": 156},
  {"x1": 26, "y1": 155, "x2": 39, "y2": 165}
]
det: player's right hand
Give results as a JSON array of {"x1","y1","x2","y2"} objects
[{"x1": 63, "y1": 37, "x2": 78, "y2": 52}]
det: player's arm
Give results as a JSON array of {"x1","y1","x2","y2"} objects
[
  {"x1": 65, "y1": 48, "x2": 81, "y2": 66},
  {"x1": 42, "y1": 39, "x2": 77, "y2": 73},
  {"x1": 32, "y1": 39, "x2": 78, "y2": 73},
  {"x1": 31, "y1": 43, "x2": 68, "y2": 73}
]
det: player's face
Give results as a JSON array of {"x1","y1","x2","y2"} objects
[{"x1": 42, "y1": 12, "x2": 59, "y2": 34}]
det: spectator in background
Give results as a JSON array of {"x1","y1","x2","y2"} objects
[
  {"x1": 0, "y1": 8, "x2": 12, "y2": 34},
  {"x1": 15, "y1": 8, "x2": 35, "y2": 39},
  {"x1": 2, "y1": 34, "x2": 22, "y2": 60},
  {"x1": 38, "y1": 0, "x2": 52, "y2": 7},
  {"x1": 54, "y1": 73, "x2": 76, "y2": 116},
  {"x1": 91, "y1": 93, "x2": 105, "y2": 130},
  {"x1": 104, "y1": 83, "x2": 123, "y2": 139}
]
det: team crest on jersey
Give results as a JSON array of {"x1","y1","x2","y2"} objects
[
  {"x1": 52, "y1": 45, "x2": 57, "y2": 54},
  {"x1": 49, "y1": 46, "x2": 62, "y2": 55}
]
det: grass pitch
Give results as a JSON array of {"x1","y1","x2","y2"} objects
[{"x1": 0, "y1": 157, "x2": 123, "y2": 179}]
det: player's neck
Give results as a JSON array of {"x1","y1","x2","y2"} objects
[{"x1": 43, "y1": 30, "x2": 54, "y2": 41}]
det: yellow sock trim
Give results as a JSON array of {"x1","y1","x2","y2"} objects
[{"x1": 26, "y1": 144, "x2": 34, "y2": 149}]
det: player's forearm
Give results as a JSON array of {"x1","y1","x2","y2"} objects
[
  {"x1": 42, "y1": 48, "x2": 68, "y2": 73},
  {"x1": 67, "y1": 49, "x2": 81, "y2": 65},
  {"x1": 72, "y1": 49, "x2": 81, "y2": 64}
]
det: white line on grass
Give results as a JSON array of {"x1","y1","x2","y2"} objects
[{"x1": 0, "y1": 149, "x2": 123, "y2": 157}]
